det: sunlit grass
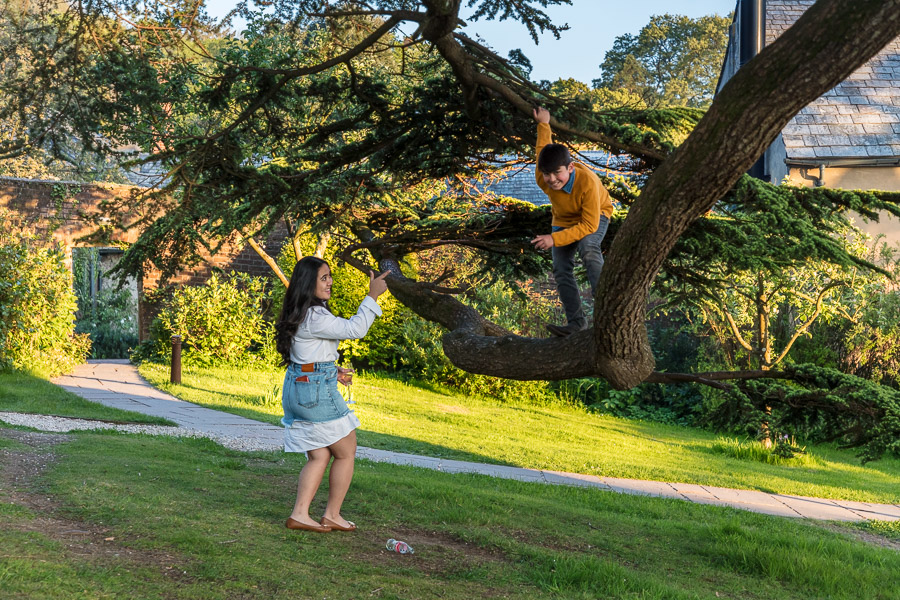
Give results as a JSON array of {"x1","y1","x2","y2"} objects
[
  {"x1": 708, "y1": 436, "x2": 826, "y2": 467},
  {"x1": 137, "y1": 362, "x2": 900, "y2": 503}
]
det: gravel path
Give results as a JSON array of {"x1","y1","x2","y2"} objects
[{"x1": 0, "y1": 412, "x2": 278, "y2": 452}]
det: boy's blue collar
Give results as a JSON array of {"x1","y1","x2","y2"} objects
[{"x1": 562, "y1": 168, "x2": 575, "y2": 193}]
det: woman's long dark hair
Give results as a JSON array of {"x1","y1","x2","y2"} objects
[{"x1": 275, "y1": 256, "x2": 329, "y2": 366}]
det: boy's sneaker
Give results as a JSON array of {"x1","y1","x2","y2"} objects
[{"x1": 546, "y1": 321, "x2": 588, "y2": 337}]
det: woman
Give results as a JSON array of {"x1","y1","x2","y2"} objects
[{"x1": 275, "y1": 256, "x2": 388, "y2": 533}]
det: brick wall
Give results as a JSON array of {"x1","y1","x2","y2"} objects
[
  {"x1": 137, "y1": 226, "x2": 288, "y2": 339},
  {"x1": 0, "y1": 177, "x2": 289, "y2": 340},
  {"x1": 0, "y1": 178, "x2": 141, "y2": 264}
]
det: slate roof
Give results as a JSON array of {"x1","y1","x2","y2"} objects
[
  {"x1": 473, "y1": 151, "x2": 630, "y2": 205},
  {"x1": 766, "y1": 0, "x2": 900, "y2": 161}
]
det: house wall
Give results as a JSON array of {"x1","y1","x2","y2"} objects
[
  {"x1": 766, "y1": 135, "x2": 789, "y2": 184},
  {"x1": 784, "y1": 166, "x2": 900, "y2": 241},
  {"x1": 716, "y1": 11, "x2": 740, "y2": 94}
]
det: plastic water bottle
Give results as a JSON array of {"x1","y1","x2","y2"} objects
[{"x1": 386, "y1": 538, "x2": 414, "y2": 554}]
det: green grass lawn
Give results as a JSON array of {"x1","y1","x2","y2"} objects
[
  {"x1": 139, "y1": 363, "x2": 900, "y2": 504},
  {"x1": 2, "y1": 428, "x2": 898, "y2": 600},
  {"x1": 0, "y1": 369, "x2": 173, "y2": 425}
]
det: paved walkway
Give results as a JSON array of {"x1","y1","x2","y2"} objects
[{"x1": 36, "y1": 360, "x2": 900, "y2": 523}]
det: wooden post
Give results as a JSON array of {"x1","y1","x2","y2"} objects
[{"x1": 170, "y1": 335, "x2": 182, "y2": 384}]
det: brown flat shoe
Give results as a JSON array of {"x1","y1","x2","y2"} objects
[
  {"x1": 320, "y1": 516, "x2": 357, "y2": 532},
  {"x1": 286, "y1": 517, "x2": 332, "y2": 532}
]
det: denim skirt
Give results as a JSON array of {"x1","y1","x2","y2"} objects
[{"x1": 281, "y1": 362, "x2": 351, "y2": 427}]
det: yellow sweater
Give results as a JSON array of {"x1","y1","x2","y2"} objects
[{"x1": 535, "y1": 122, "x2": 614, "y2": 247}]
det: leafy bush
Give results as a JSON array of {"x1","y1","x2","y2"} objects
[
  {"x1": 133, "y1": 271, "x2": 274, "y2": 367},
  {"x1": 75, "y1": 287, "x2": 140, "y2": 359},
  {"x1": 0, "y1": 211, "x2": 90, "y2": 375},
  {"x1": 555, "y1": 378, "x2": 704, "y2": 426},
  {"x1": 824, "y1": 286, "x2": 900, "y2": 388}
]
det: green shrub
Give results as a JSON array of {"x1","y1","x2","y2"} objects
[
  {"x1": 133, "y1": 271, "x2": 273, "y2": 367},
  {"x1": 0, "y1": 212, "x2": 90, "y2": 375},
  {"x1": 75, "y1": 287, "x2": 139, "y2": 359}
]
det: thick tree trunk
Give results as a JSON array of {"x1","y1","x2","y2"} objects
[
  {"x1": 592, "y1": 0, "x2": 900, "y2": 387},
  {"x1": 343, "y1": 0, "x2": 900, "y2": 387}
]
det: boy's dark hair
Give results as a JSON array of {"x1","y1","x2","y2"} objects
[{"x1": 537, "y1": 143, "x2": 572, "y2": 173}]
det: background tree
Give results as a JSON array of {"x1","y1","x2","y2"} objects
[
  {"x1": 593, "y1": 13, "x2": 731, "y2": 108},
  {"x1": 0, "y1": 0, "x2": 137, "y2": 181},
  {"x1": 660, "y1": 213, "x2": 887, "y2": 374}
]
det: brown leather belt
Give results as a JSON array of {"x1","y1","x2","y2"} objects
[{"x1": 297, "y1": 362, "x2": 333, "y2": 372}]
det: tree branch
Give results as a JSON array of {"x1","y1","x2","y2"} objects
[{"x1": 771, "y1": 280, "x2": 846, "y2": 367}]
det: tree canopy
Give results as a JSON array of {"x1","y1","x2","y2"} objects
[{"x1": 593, "y1": 13, "x2": 731, "y2": 109}]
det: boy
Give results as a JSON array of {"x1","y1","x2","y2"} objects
[{"x1": 530, "y1": 107, "x2": 614, "y2": 337}]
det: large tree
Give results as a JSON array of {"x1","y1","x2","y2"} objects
[
  {"x1": 66, "y1": 0, "x2": 900, "y2": 382},
  {"x1": 7, "y1": 1, "x2": 900, "y2": 456}
]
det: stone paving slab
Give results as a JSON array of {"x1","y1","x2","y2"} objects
[
  {"x1": 702, "y1": 486, "x2": 803, "y2": 515},
  {"x1": 774, "y1": 495, "x2": 874, "y2": 522},
  {"x1": 467, "y1": 463, "x2": 545, "y2": 482},
  {"x1": 828, "y1": 499, "x2": 900, "y2": 521},
  {"x1": 600, "y1": 477, "x2": 682, "y2": 499},
  {"x1": 668, "y1": 482, "x2": 721, "y2": 501},
  {"x1": 41, "y1": 360, "x2": 900, "y2": 523},
  {"x1": 439, "y1": 458, "x2": 491, "y2": 474},
  {"x1": 541, "y1": 471, "x2": 609, "y2": 489},
  {"x1": 357, "y1": 448, "x2": 443, "y2": 470}
]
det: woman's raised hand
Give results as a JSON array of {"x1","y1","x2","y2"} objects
[{"x1": 367, "y1": 270, "x2": 389, "y2": 299}]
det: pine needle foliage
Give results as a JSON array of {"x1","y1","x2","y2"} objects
[{"x1": 710, "y1": 363, "x2": 900, "y2": 463}]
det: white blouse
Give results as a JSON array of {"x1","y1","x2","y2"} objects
[
  {"x1": 288, "y1": 296, "x2": 383, "y2": 364},
  {"x1": 283, "y1": 295, "x2": 382, "y2": 454}
]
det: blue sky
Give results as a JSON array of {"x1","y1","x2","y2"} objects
[{"x1": 204, "y1": 1, "x2": 737, "y2": 84}]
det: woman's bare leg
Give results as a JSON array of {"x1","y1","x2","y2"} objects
[
  {"x1": 321, "y1": 430, "x2": 357, "y2": 527},
  {"x1": 289, "y1": 447, "x2": 332, "y2": 525}
]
